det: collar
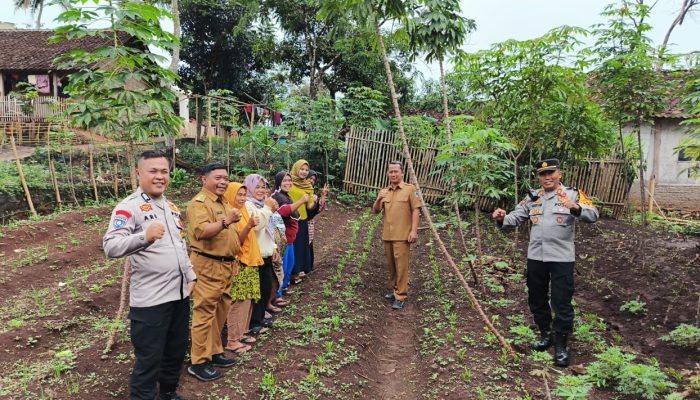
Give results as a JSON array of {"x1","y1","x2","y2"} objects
[
  {"x1": 137, "y1": 187, "x2": 167, "y2": 209},
  {"x1": 389, "y1": 181, "x2": 406, "y2": 191},
  {"x1": 541, "y1": 184, "x2": 565, "y2": 200},
  {"x1": 201, "y1": 187, "x2": 221, "y2": 203}
]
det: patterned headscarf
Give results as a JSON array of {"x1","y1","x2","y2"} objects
[
  {"x1": 272, "y1": 171, "x2": 298, "y2": 219},
  {"x1": 244, "y1": 173, "x2": 275, "y2": 237}
]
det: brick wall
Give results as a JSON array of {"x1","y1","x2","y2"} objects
[{"x1": 629, "y1": 184, "x2": 700, "y2": 211}]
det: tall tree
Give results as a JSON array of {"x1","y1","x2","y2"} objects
[
  {"x1": 590, "y1": 0, "x2": 666, "y2": 226},
  {"x1": 320, "y1": 0, "x2": 515, "y2": 357},
  {"x1": 409, "y1": 0, "x2": 475, "y2": 253},
  {"x1": 178, "y1": 0, "x2": 275, "y2": 99},
  {"x1": 53, "y1": 0, "x2": 183, "y2": 190},
  {"x1": 15, "y1": 0, "x2": 45, "y2": 29}
]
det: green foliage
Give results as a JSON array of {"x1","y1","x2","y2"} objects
[
  {"x1": 678, "y1": 60, "x2": 700, "y2": 175},
  {"x1": 508, "y1": 324, "x2": 536, "y2": 347},
  {"x1": 553, "y1": 374, "x2": 592, "y2": 399},
  {"x1": 436, "y1": 120, "x2": 515, "y2": 207},
  {"x1": 408, "y1": 0, "x2": 476, "y2": 63},
  {"x1": 8, "y1": 82, "x2": 39, "y2": 115},
  {"x1": 52, "y1": 350, "x2": 77, "y2": 378},
  {"x1": 586, "y1": 346, "x2": 637, "y2": 387},
  {"x1": 0, "y1": 161, "x2": 52, "y2": 195},
  {"x1": 661, "y1": 324, "x2": 700, "y2": 348},
  {"x1": 620, "y1": 299, "x2": 647, "y2": 315},
  {"x1": 338, "y1": 86, "x2": 387, "y2": 129},
  {"x1": 169, "y1": 167, "x2": 189, "y2": 189},
  {"x1": 452, "y1": 26, "x2": 615, "y2": 168},
  {"x1": 616, "y1": 362, "x2": 676, "y2": 399},
  {"x1": 207, "y1": 89, "x2": 241, "y2": 132},
  {"x1": 53, "y1": 0, "x2": 182, "y2": 142}
]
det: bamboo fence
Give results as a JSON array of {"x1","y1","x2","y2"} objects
[{"x1": 343, "y1": 126, "x2": 631, "y2": 218}]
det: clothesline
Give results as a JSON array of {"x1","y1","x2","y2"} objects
[{"x1": 188, "y1": 94, "x2": 284, "y2": 127}]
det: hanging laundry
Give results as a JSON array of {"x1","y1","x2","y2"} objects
[
  {"x1": 256, "y1": 106, "x2": 264, "y2": 117},
  {"x1": 27, "y1": 75, "x2": 37, "y2": 85},
  {"x1": 273, "y1": 112, "x2": 282, "y2": 126},
  {"x1": 36, "y1": 75, "x2": 50, "y2": 94},
  {"x1": 245, "y1": 103, "x2": 252, "y2": 113},
  {"x1": 263, "y1": 108, "x2": 270, "y2": 116}
]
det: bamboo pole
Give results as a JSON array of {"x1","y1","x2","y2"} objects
[
  {"x1": 207, "y1": 97, "x2": 212, "y2": 159},
  {"x1": 89, "y1": 144, "x2": 99, "y2": 203},
  {"x1": 105, "y1": 257, "x2": 131, "y2": 353},
  {"x1": 647, "y1": 175, "x2": 656, "y2": 215},
  {"x1": 10, "y1": 135, "x2": 37, "y2": 217}
]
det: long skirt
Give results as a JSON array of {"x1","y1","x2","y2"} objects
[
  {"x1": 278, "y1": 245, "x2": 295, "y2": 296},
  {"x1": 250, "y1": 258, "x2": 274, "y2": 329},
  {"x1": 293, "y1": 220, "x2": 311, "y2": 275}
]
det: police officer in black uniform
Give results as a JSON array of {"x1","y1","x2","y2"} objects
[{"x1": 492, "y1": 159, "x2": 599, "y2": 366}]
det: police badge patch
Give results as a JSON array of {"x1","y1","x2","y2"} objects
[{"x1": 113, "y1": 209, "x2": 132, "y2": 229}]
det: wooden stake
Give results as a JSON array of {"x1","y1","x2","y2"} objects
[
  {"x1": 10, "y1": 135, "x2": 37, "y2": 217},
  {"x1": 89, "y1": 144, "x2": 99, "y2": 203},
  {"x1": 49, "y1": 158, "x2": 62, "y2": 209},
  {"x1": 207, "y1": 97, "x2": 212, "y2": 159},
  {"x1": 105, "y1": 257, "x2": 131, "y2": 354},
  {"x1": 647, "y1": 175, "x2": 656, "y2": 215}
]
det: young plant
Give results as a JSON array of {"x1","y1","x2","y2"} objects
[
  {"x1": 553, "y1": 374, "x2": 592, "y2": 400},
  {"x1": 620, "y1": 299, "x2": 647, "y2": 315},
  {"x1": 660, "y1": 324, "x2": 700, "y2": 348}
]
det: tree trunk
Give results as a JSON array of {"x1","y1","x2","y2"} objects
[
  {"x1": 35, "y1": 0, "x2": 44, "y2": 29},
  {"x1": 127, "y1": 140, "x2": 137, "y2": 191},
  {"x1": 374, "y1": 21, "x2": 514, "y2": 357},
  {"x1": 439, "y1": 58, "x2": 470, "y2": 256},
  {"x1": 168, "y1": 0, "x2": 181, "y2": 73},
  {"x1": 636, "y1": 122, "x2": 646, "y2": 227}
]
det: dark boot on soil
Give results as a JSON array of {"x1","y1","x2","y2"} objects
[
  {"x1": 391, "y1": 299, "x2": 404, "y2": 310},
  {"x1": 553, "y1": 333, "x2": 570, "y2": 367},
  {"x1": 532, "y1": 330, "x2": 553, "y2": 351},
  {"x1": 384, "y1": 293, "x2": 395, "y2": 301},
  {"x1": 210, "y1": 353, "x2": 236, "y2": 368},
  {"x1": 159, "y1": 391, "x2": 186, "y2": 400}
]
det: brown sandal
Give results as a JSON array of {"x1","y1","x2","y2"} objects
[
  {"x1": 267, "y1": 305, "x2": 283, "y2": 313},
  {"x1": 240, "y1": 335, "x2": 256, "y2": 344},
  {"x1": 225, "y1": 341, "x2": 252, "y2": 354}
]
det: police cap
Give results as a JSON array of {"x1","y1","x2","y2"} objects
[{"x1": 535, "y1": 158, "x2": 560, "y2": 173}]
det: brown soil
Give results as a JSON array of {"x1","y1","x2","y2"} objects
[{"x1": 0, "y1": 203, "x2": 697, "y2": 399}]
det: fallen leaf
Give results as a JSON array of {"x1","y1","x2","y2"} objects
[{"x1": 569, "y1": 364, "x2": 586, "y2": 375}]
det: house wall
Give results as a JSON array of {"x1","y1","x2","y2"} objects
[{"x1": 629, "y1": 118, "x2": 700, "y2": 211}]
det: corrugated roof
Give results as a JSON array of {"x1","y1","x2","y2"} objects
[{"x1": 0, "y1": 30, "x2": 134, "y2": 71}]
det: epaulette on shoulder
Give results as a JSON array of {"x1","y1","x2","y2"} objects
[{"x1": 194, "y1": 194, "x2": 206, "y2": 202}]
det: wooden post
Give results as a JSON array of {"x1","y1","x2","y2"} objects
[
  {"x1": 10, "y1": 135, "x2": 38, "y2": 217},
  {"x1": 195, "y1": 95, "x2": 200, "y2": 145},
  {"x1": 207, "y1": 97, "x2": 212, "y2": 159},
  {"x1": 46, "y1": 129, "x2": 62, "y2": 209},
  {"x1": 647, "y1": 175, "x2": 656, "y2": 214},
  {"x1": 0, "y1": 72, "x2": 5, "y2": 97},
  {"x1": 89, "y1": 144, "x2": 99, "y2": 202}
]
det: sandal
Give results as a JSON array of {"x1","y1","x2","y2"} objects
[
  {"x1": 240, "y1": 335, "x2": 256, "y2": 344},
  {"x1": 267, "y1": 305, "x2": 282, "y2": 313},
  {"x1": 225, "y1": 341, "x2": 252, "y2": 354},
  {"x1": 293, "y1": 277, "x2": 303, "y2": 285}
]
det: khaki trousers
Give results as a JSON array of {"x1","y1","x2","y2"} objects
[
  {"x1": 190, "y1": 254, "x2": 237, "y2": 365},
  {"x1": 383, "y1": 240, "x2": 410, "y2": 301},
  {"x1": 227, "y1": 299, "x2": 253, "y2": 344}
]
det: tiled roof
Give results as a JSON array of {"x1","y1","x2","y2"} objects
[{"x1": 0, "y1": 30, "x2": 134, "y2": 71}]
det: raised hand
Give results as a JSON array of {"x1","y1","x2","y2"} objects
[
  {"x1": 492, "y1": 208, "x2": 506, "y2": 222},
  {"x1": 145, "y1": 222, "x2": 165, "y2": 242}
]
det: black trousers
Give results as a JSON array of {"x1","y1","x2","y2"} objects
[
  {"x1": 526, "y1": 259, "x2": 575, "y2": 334},
  {"x1": 250, "y1": 257, "x2": 274, "y2": 328},
  {"x1": 129, "y1": 297, "x2": 189, "y2": 400}
]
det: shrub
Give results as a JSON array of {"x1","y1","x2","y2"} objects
[
  {"x1": 553, "y1": 374, "x2": 592, "y2": 399},
  {"x1": 586, "y1": 347, "x2": 636, "y2": 387},
  {"x1": 615, "y1": 362, "x2": 676, "y2": 399},
  {"x1": 509, "y1": 324, "x2": 537, "y2": 347},
  {"x1": 620, "y1": 300, "x2": 647, "y2": 315},
  {"x1": 660, "y1": 324, "x2": 700, "y2": 348}
]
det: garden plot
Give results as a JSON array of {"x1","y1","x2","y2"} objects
[{"x1": 0, "y1": 203, "x2": 697, "y2": 399}]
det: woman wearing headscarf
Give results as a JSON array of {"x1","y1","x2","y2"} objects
[
  {"x1": 223, "y1": 182, "x2": 261, "y2": 354},
  {"x1": 272, "y1": 171, "x2": 310, "y2": 297},
  {"x1": 306, "y1": 170, "x2": 329, "y2": 273},
  {"x1": 288, "y1": 160, "x2": 317, "y2": 281},
  {"x1": 243, "y1": 174, "x2": 279, "y2": 333}
]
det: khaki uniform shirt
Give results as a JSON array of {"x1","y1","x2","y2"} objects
[
  {"x1": 380, "y1": 182, "x2": 421, "y2": 241},
  {"x1": 187, "y1": 188, "x2": 241, "y2": 258},
  {"x1": 103, "y1": 188, "x2": 196, "y2": 307},
  {"x1": 501, "y1": 184, "x2": 599, "y2": 262}
]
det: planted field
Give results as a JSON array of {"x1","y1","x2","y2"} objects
[{"x1": 0, "y1": 203, "x2": 697, "y2": 399}]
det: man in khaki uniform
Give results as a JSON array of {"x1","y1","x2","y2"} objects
[
  {"x1": 186, "y1": 163, "x2": 242, "y2": 382},
  {"x1": 372, "y1": 161, "x2": 421, "y2": 310}
]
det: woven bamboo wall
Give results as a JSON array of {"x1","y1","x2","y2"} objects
[{"x1": 343, "y1": 126, "x2": 631, "y2": 218}]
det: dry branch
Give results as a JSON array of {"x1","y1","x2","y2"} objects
[
  {"x1": 10, "y1": 135, "x2": 37, "y2": 217},
  {"x1": 105, "y1": 257, "x2": 131, "y2": 354}
]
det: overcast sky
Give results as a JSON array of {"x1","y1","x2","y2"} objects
[{"x1": 1, "y1": 0, "x2": 698, "y2": 82}]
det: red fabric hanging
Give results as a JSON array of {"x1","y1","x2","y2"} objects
[{"x1": 245, "y1": 103, "x2": 252, "y2": 113}]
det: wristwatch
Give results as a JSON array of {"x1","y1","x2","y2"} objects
[{"x1": 221, "y1": 220, "x2": 229, "y2": 229}]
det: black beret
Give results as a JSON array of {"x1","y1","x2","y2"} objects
[{"x1": 535, "y1": 158, "x2": 560, "y2": 173}]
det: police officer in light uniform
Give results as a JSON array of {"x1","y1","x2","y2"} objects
[
  {"x1": 492, "y1": 158, "x2": 598, "y2": 367},
  {"x1": 186, "y1": 163, "x2": 242, "y2": 382},
  {"x1": 103, "y1": 150, "x2": 196, "y2": 400}
]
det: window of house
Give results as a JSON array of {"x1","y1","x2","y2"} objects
[{"x1": 678, "y1": 148, "x2": 692, "y2": 162}]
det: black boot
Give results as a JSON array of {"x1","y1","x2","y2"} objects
[
  {"x1": 554, "y1": 333, "x2": 570, "y2": 367},
  {"x1": 532, "y1": 330, "x2": 553, "y2": 351}
]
